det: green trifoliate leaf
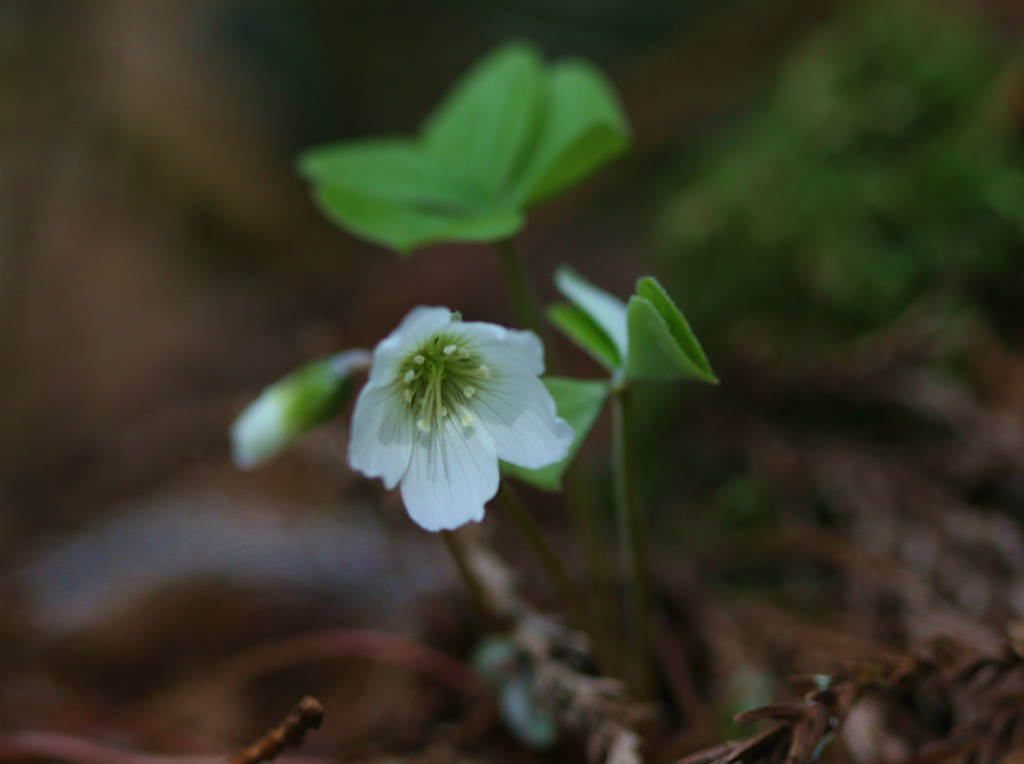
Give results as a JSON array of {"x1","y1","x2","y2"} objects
[
  {"x1": 625, "y1": 277, "x2": 716, "y2": 383},
  {"x1": 298, "y1": 43, "x2": 629, "y2": 255},
  {"x1": 549, "y1": 268, "x2": 715, "y2": 384},
  {"x1": 512, "y1": 59, "x2": 630, "y2": 206},
  {"x1": 547, "y1": 302, "x2": 622, "y2": 370},
  {"x1": 553, "y1": 266, "x2": 628, "y2": 362},
  {"x1": 230, "y1": 350, "x2": 369, "y2": 469},
  {"x1": 502, "y1": 377, "x2": 608, "y2": 491}
]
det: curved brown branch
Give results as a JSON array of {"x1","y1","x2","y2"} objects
[
  {"x1": 143, "y1": 628, "x2": 496, "y2": 747},
  {"x1": 207, "y1": 629, "x2": 488, "y2": 700}
]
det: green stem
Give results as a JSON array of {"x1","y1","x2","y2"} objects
[
  {"x1": 494, "y1": 240, "x2": 559, "y2": 370},
  {"x1": 440, "y1": 530, "x2": 498, "y2": 626},
  {"x1": 564, "y1": 463, "x2": 619, "y2": 676},
  {"x1": 496, "y1": 482, "x2": 593, "y2": 635},
  {"x1": 495, "y1": 240, "x2": 543, "y2": 336},
  {"x1": 612, "y1": 385, "x2": 653, "y2": 699}
]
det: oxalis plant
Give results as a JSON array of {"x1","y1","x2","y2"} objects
[{"x1": 231, "y1": 43, "x2": 716, "y2": 745}]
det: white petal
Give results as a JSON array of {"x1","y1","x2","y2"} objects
[
  {"x1": 458, "y1": 322, "x2": 545, "y2": 376},
  {"x1": 555, "y1": 267, "x2": 628, "y2": 360},
  {"x1": 472, "y1": 374, "x2": 573, "y2": 470},
  {"x1": 399, "y1": 416, "x2": 498, "y2": 531},
  {"x1": 348, "y1": 383, "x2": 414, "y2": 490},
  {"x1": 367, "y1": 306, "x2": 455, "y2": 387},
  {"x1": 231, "y1": 390, "x2": 289, "y2": 468},
  {"x1": 329, "y1": 348, "x2": 372, "y2": 375}
]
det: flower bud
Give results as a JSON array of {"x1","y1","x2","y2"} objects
[{"x1": 231, "y1": 350, "x2": 370, "y2": 469}]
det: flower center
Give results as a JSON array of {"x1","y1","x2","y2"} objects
[{"x1": 396, "y1": 333, "x2": 491, "y2": 433}]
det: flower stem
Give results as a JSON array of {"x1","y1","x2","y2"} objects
[
  {"x1": 612, "y1": 385, "x2": 653, "y2": 699},
  {"x1": 440, "y1": 529, "x2": 498, "y2": 626},
  {"x1": 494, "y1": 240, "x2": 558, "y2": 369},
  {"x1": 496, "y1": 482, "x2": 593, "y2": 636},
  {"x1": 495, "y1": 240, "x2": 543, "y2": 336},
  {"x1": 564, "y1": 463, "x2": 620, "y2": 675}
]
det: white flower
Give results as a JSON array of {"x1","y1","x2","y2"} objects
[{"x1": 349, "y1": 307, "x2": 573, "y2": 531}]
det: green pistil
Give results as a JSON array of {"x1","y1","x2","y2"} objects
[{"x1": 396, "y1": 333, "x2": 491, "y2": 433}]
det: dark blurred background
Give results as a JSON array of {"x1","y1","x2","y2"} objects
[{"x1": 3, "y1": 0, "x2": 1024, "y2": 760}]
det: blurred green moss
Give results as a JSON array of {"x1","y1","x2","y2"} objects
[{"x1": 659, "y1": 1, "x2": 1024, "y2": 348}]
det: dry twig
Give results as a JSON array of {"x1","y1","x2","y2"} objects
[{"x1": 228, "y1": 696, "x2": 324, "y2": 764}]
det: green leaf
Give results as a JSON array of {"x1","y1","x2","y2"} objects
[
  {"x1": 626, "y1": 278, "x2": 717, "y2": 383},
  {"x1": 502, "y1": 377, "x2": 608, "y2": 491},
  {"x1": 634, "y1": 278, "x2": 715, "y2": 382},
  {"x1": 547, "y1": 302, "x2": 622, "y2": 370},
  {"x1": 299, "y1": 140, "x2": 522, "y2": 253},
  {"x1": 310, "y1": 185, "x2": 522, "y2": 254},
  {"x1": 297, "y1": 44, "x2": 629, "y2": 255},
  {"x1": 554, "y1": 266, "x2": 628, "y2": 359},
  {"x1": 513, "y1": 59, "x2": 630, "y2": 206},
  {"x1": 299, "y1": 139, "x2": 468, "y2": 204},
  {"x1": 423, "y1": 44, "x2": 546, "y2": 199}
]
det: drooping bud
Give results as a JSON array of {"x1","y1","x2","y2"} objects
[{"x1": 231, "y1": 349, "x2": 370, "y2": 469}]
